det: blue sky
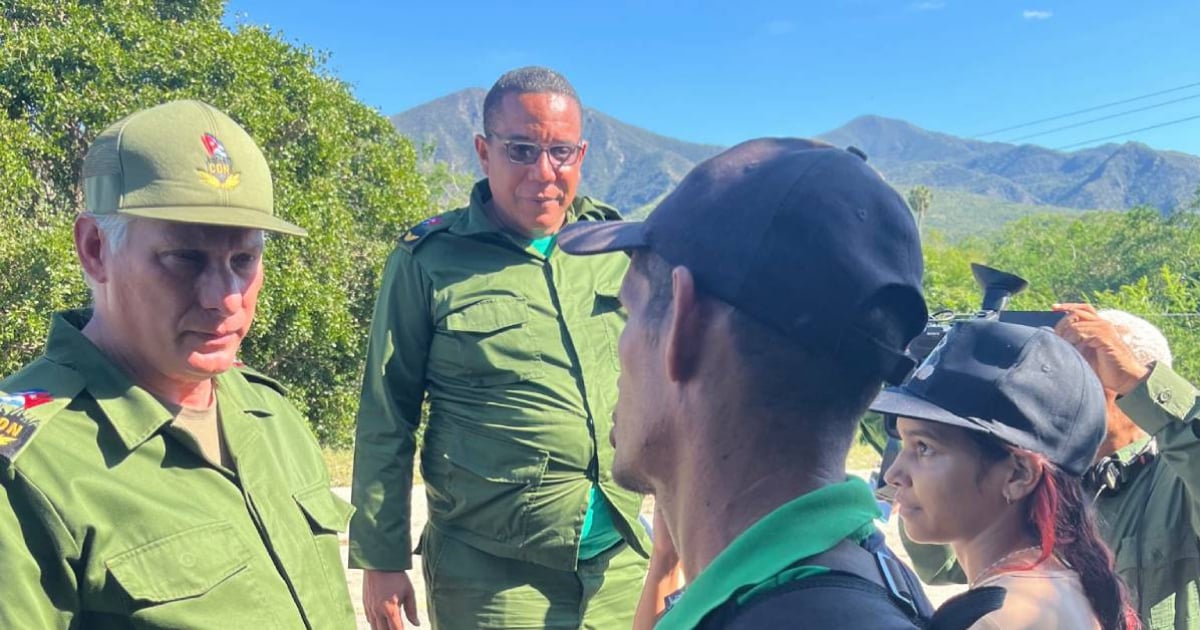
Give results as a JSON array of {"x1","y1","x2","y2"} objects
[{"x1": 224, "y1": 1, "x2": 1200, "y2": 155}]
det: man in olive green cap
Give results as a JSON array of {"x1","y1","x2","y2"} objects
[
  {"x1": 0, "y1": 100, "x2": 356, "y2": 629},
  {"x1": 350, "y1": 66, "x2": 650, "y2": 629}
]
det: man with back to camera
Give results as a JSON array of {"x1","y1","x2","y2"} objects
[
  {"x1": 0, "y1": 99, "x2": 356, "y2": 628},
  {"x1": 558, "y1": 138, "x2": 944, "y2": 628},
  {"x1": 903, "y1": 305, "x2": 1200, "y2": 629},
  {"x1": 350, "y1": 66, "x2": 651, "y2": 629}
]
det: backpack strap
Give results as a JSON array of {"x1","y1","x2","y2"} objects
[
  {"x1": 807, "y1": 537, "x2": 926, "y2": 621},
  {"x1": 926, "y1": 586, "x2": 1007, "y2": 630},
  {"x1": 810, "y1": 535, "x2": 1005, "y2": 630}
]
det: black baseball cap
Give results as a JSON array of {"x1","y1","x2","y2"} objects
[
  {"x1": 558, "y1": 137, "x2": 928, "y2": 385},
  {"x1": 870, "y1": 319, "x2": 1106, "y2": 476}
]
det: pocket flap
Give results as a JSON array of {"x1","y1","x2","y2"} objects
[
  {"x1": 294, "y1": 485, "x2": 355, "y2": 532},
  {"x1": 1115, "y1": 531, "x2": 1197, "y2": 573},
  {"x1": 106, "y1": 522, "x2": 246, "y2": 603},
  {"x1": 444, "y1": 429, "x2": 548, "y2": 483},
  {"x1": 592, "y1": 273, "x2": 624, "y2": 318},
  {"x1": 595, "y1": 272, "x2": 623, "y2": 299},
  {"x1": 444, "y1": 297, "x2": 528, "y2": 333}
]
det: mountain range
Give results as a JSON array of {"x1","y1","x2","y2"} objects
[{"x1": 391, "y1": 89, "x2": 1200, "y2": 236}]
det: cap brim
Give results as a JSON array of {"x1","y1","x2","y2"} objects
[
  {"x1": 558, "y1": 220, "x2": 648, "y2": 255},
  {"x1": 869, "y1": 388, "x2": 993, "y2": 438},
  {"x1": 117, "y1": 205, "x2": 307, "y2": 236}
]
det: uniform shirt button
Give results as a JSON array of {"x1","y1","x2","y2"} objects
[
  {"x1": 1157, "y1": 390, "x2": 1173, "y2": 404},
  {"x1": 180, "y1": 552, "x2": 196, "y2": 568}
]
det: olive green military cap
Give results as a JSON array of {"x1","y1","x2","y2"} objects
[{"x1": 82, "y1": 99, "x2": 306, "y2": 236}]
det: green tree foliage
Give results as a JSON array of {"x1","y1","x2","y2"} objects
[
  {"x1": 984, "y1": 207, "x2": 1200, "y2": 306},
  {"x1": 419, "y1": 142, "x2": 476, "y2": 210},
  {"x1": 921, "y1": 231, "x2": 986, "y2": 314},
  {"x1": 0, "y1": 0, "x2": 432, "y2": 445},
  {"x1": 1096, "y1": 267, "x2": 1200, "y2": 383},
  {"x1": 923, "y1": 207, "x2": 1200, "y2": 383}
]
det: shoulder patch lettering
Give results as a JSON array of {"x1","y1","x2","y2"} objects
[{"x1": 0, "y1": 404, "x2": 39, "y2": 462}]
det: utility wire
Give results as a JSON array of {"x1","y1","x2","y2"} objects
[
  {"x1": 975, "y1": 81, "x2": 1200, "y2": 138},
  {"x1": 1007, "y1": 93, "x2": 1200, "y2": 143},
  {"x1": 1054, "y1": 114, "x2": 1200, "y2": 151}
]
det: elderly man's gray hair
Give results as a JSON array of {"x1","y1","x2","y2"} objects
[
  {"x1": 87, "y1": 213, "x2": 266, "y2": 253},
  {"x1": 81, "y1": 213, "x2": 266, "y2": 297},
  {"x1": 92, "y1": 213, "x2": 135, "y2": 252},
  {"x1": 482, "y1": 66, "x2": 582, "y2": 136},
  {"x1": 1098, "y1": 308, "x2": 1173, "y2": 368}
]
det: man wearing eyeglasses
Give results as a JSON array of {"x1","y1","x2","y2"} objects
[{"x1": 350, "y1": 66, "x2": 651, "y2": 629}]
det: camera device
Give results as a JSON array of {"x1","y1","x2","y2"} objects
[
  {"x1": 906, "y1": 263, "x2": 1066, "y2": 363},
  {"x1": 871, "y1": 263, "x2": 1066, "y2": 510}
]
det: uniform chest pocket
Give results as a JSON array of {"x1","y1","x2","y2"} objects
[
  {"x1": 105, "y1": 521, "x2": 271, "y2": 623},
  {"x1": 441, "y1": 297, "x2": 544, "y2": 386},
  {"x1": 294, "y1": 484, "x2": 355, "y2": 534},
  {"x1": 591, "y1": 279, "x2": 625, "y2": 372},
  {"x1": 1115, "y1": 529, "x2": 1200, "y2": 623}
]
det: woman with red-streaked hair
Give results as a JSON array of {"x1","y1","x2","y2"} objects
[{"x1": 873, "y1": 319, "x2": 1140, "y2": 630}]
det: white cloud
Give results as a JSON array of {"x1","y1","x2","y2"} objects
[
  {"x1": 1023, "y1": 9, "x2": 1053, "y2": 20},
  {"x1": 765, "y1": 20, "x2": 795, "y2": 35},
  {"x1": 911, "y1": 1, "x2": 946, "y2": 10}
]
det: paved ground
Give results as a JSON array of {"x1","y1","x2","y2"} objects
[{"x1": 335, "y1": 474, "x2": 965, "y2": 629}]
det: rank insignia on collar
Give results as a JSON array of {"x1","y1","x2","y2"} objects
[
  {"x1": 0, "y1": 405, "x2": 38, "y2": 460},
  {"x1": 196, "y1": 133, "x2": 241, "y2": 190}
]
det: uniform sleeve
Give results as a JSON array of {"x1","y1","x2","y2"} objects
[
  {"x1": 897, "y1": 520, "x2": 967, "y2": 585},
  {"x1": 1116, "y1": 362, "x2": 1200, "y2": 535},
  {"x1": 0, "y1": 473, "x2": 79, "y2": 628},
  {"x1": 348, "y1": 248, "x2": 434, "y2": 570}
]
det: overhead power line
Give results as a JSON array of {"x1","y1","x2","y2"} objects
[
  {"x1": 974, "y1": 80, "x2": 1200, "y2": 138},
  {"x1": 1054, "y1": 114, "x2": 1200, "y2": 151},
  {"x1": 1007, "y1": 93, "x2": 1200, "y2": 143}
]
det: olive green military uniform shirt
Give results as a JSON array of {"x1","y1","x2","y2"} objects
[
  {"x1": 349, "y1": 180, "x2": 650, "y2": 572},
  {"x1": 900, "y1": 361, "x2": 1200, "y2": 630},
  {"x1": 0, "y1": 311, "x2": 356, "y2": 629}
]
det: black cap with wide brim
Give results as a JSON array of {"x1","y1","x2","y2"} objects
[
  {"x1": 559, "y1": 220, "x2": 647, "y2": 255},
  {"x1": 868, "y1": 319, "x2": 1107, "y2": 476},
  {"x1": 871, "y1": 388, "x2": 1021, "y2": 446},
  {"x1": 560, "y1": 138, "x2": 929, "y2": 387}
]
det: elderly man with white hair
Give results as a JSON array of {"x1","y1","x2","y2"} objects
[
  {"x1": 905, "y1": 303, "x2": 1200, "y2": 630},
  {"x1": 1056, "y1": 304, "x2": 1200, "y2": 630}
]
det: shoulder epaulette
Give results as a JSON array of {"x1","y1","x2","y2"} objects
[
  {"x1": 235, "y1": 364, "x2": 288, "y2": 397},
  {"x1": 577, "y1": 198, "x2": 623, "y2": 222},
  {"x1": 0, "y1": 359, "x2": 84, "y2": 464},
  {"x1": 399, "y1": 212, "x2": 455, "y2": 251}
]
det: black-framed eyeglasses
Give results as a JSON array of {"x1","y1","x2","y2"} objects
[{"x1": 495, "y1": 138, "x2": 584, "y2": 167}]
